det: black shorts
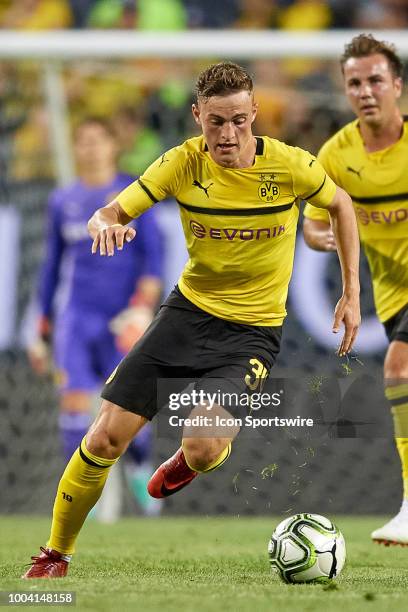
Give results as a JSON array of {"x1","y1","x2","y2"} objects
[
  {"x1": 102, "y1": 286, "x2": 282, "y2": 419},
  {"x1": 383, "y1": 303, "x2": 408, "y2": 343}
]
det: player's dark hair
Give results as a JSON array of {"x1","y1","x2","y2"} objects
[
  {"x1": 341, "y1": 34, "x2": 403, "y2": 79},
  {"x1": 195, "y1": 61, "x2": 253, "y2": 102},
  {"x1": 73, "y1": 116, "x2": 116, "y2": 139}
]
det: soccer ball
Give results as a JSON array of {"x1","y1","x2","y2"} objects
[{"x1": 268, "y1": 513, "x2": 346, "y2": 584}]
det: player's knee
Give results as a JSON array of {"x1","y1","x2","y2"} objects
[
  {"x1": 384, "y1": 359, "x2": 408, "y2": 381},
  {"x1": 384, "y1": 343, "x2": 408, "y2": 381},
  {"x1": 86, "y1": 426, "x2": 125, "y2": 460},
  {"x1": 85, "y1": 400, "x2": 144, "y2": 459},
  {"x1": 182, "y1": 438, "x2": 225, "y2": 471}
]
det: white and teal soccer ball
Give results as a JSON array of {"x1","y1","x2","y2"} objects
[{"x1": 268, "y1": 513, "x2": 346, "y2": 584}]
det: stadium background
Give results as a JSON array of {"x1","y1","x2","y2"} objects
[{"x1": 0, "y1": 0, "x2": 407, "y2": 518}]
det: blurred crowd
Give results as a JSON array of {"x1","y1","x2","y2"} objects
[
  {"x1": 0, "y1": 56, "x2": 346, "y2": 184},
  {"x1": 0, "y1": 0, "x2": 408, "y2": 30},
  {"x1": 0, "y1": 0, "x2": 407, "y2": 185}
]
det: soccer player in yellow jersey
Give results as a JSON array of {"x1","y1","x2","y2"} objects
[
  {"x1": 303, "y1": 34, "x2": 408, "y2": 546},
  {"x1": 24, "y1": 62, "x2": 360, "y2": 578}
]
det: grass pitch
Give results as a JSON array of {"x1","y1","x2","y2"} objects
[{"x1": 0, "y1": 515, "x2": 407, "y2": 611}]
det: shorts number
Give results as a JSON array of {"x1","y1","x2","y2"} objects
[{"x1": 245, "y1": 358, "x2": 269, "y2": 391}]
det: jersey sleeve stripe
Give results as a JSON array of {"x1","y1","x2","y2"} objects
[
  {"x1": 138, "y1": 179, "x2": 159, "y2": 203},
  {"x1": 177, "y1": 200, "x2": 294, "y2": 216},
  {"x1": 350, "y1": 192, "x2": 408, "y2": 205},
  {"x1": 303, "y1": 176, "x2": 326, "y2": 201}
]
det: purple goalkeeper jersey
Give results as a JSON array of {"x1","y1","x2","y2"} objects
[{"x1": 38, "y1": 173, "x2": 163, "y2": 319}]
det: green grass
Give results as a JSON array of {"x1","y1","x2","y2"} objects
[{"x1": 0, "y1": 516, "x2": 407, "y2": 611}]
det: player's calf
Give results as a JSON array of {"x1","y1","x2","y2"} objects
[
  {"x1": 23, "y1": 401, "x2": 147, "y2": 577},
  {"x1": 182, "y1": 437, "x2": 232, "y2": 472},
  {"x1": 147, "y1": 439, "x2": 233, "y2": 499},
  {"x1": 181, "y1": 402, "x2": 239, "y2": 471},
  {"x1": 148, "y1": 403, "x2": 238, "y2": 498}
]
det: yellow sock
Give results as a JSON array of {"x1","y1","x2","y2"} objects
[
  {"x1": 395, "y1": 438, "x2": 408, "y2": 499},
  {"x1": 386, "y1": 384, "x2": 408, "y2": 499},
  {"x1": 47, "y1": 437, "x2": 118, "y2": 555},
  {"x1": 183, "y1": 443, "x2": 232, "y2": 473}
]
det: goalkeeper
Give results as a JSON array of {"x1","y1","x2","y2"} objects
[
  {"x1": 303, "y1": 34, "x2": 408, "y2": 546},
  {"x1": 28, "y1": 117, "x2": 163, "y2": 520}
]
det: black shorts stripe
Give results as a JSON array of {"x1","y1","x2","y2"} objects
[
  {"x1": 304, "y1": 176, "x2": 326, "y2": 201},
  {"x1": 138, "y1": 179, "x2": 158, "y2": 203},
  {"x1": 79, "y1": 444, "x2": 110, "y2": 468},
  {"x1": 177, "y1": 200, "x2": 294, "y2": 216},
  {"x1": 350, "y1": 192, "x2": 408, "y2": 205}
]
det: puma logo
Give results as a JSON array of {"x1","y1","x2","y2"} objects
[
  {"x1": 159, "y1": 154, "x2": 169, "y2": 167},
  {"x1": 309, "y1": 159, "x2": 316, "y2": 167},
  {"x1": 346, "y1": 166, "x2": 363, "y2": 179},
  {"x1": 192, "y1": 180, "x2": 213, "y2": 198}
]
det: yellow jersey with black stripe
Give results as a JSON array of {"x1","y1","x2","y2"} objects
[
  {"x1": 117, "y1": 135, "x2": 336, "y2": 325},
  {"x1": 303, "y1": 118, "x2": 408, "y2": 323}
]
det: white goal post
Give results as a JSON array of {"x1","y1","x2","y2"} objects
[{"x1": 0, "y1": 29, "x2": 408, "y2": 59}]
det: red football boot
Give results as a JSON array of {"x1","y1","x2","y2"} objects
[
  {"x1": 147, "y1": 447, "x2": 198, "y2": 498},
  {"x1": 22, "y1": 547, "x2": 69, "y2": 579}
]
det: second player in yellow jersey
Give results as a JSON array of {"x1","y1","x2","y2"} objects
[
  {"x1": 303, "y1": 34, "x2": 408, "y2": 547},
  {"x1": 304, "y1": 117, "x2": 408, "y2": 323}
]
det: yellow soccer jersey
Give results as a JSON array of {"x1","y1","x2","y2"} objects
[
  {"x1": 304, "y1": 118, "x2": 408, "y2": 322},
  {"x1": 118, "y1": 135, "x2": 336, "y2": 325}
]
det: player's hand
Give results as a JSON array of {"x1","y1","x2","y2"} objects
[
  {"x1": 109, "y1": 305, "x2": 153, "y2": 354},
  {"x1": 27, "y1": 338, "x2": 52, "y2": 376},
  {"x1": 91, "y1": 224, "x2": 136, "y2": 256},
  {"x1": 332, "y1": 292, "x2": 361, "y2": 356},
  {"x1": 320, "y1": 228, "x2": 337, "y2": 252},
  {"x1": 27, "y1": 315, "x2": 53, "y2": 376},
  {"x1": 303, "y1": 219, "x2": 337, "y2": 252}
]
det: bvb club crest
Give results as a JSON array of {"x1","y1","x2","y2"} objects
[{"x1": 258, "y1": 173, "x2": 280, "y2": 203}]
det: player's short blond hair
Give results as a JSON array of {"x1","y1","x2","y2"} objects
[
  {"x1": 341, "y1": 34, "x2": 403, "y2": 79},
  {"x1": 195, "y1": 61, "x2": 253, "y2": 102}
]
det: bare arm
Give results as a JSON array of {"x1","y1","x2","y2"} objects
[
  {"x1": 327, "y1": 187, "x2": 360, "y2": 355},
  {"x1": 305, "y1": 187, "x2": 361, "y2": 356},
  {"x1": 88, "y1": 200, "x2": 136, "y2": 256}
]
